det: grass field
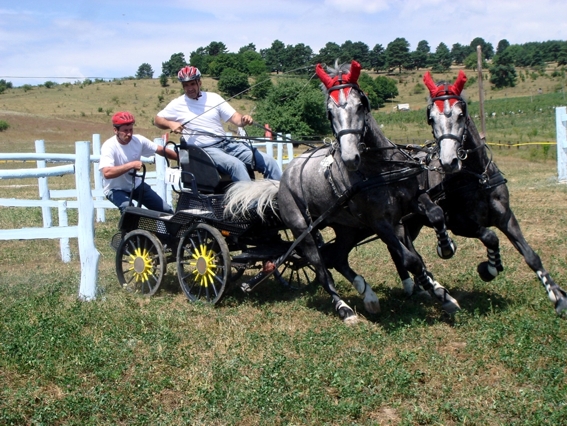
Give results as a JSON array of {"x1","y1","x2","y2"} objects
[
  {"x1": 1, "y1": 65, "x2": 567, "y2": 424},
  {"x1": 1, "y1": 152, "x2": 567, "y2": 424}
]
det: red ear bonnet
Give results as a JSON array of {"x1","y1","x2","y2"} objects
[
  {"x1": 316, "y1": 60, "x2": 362, "y2": 104},
  {"x1": 424, "y1": 70, "x2": 467, "y2": 110}
]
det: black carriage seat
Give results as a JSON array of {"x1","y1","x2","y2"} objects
[
  {"x1": 178, "y1": 143, "x2": 233, "y2": 194},
  {"x1": 178, "y1": 138, "x2": 255, "y2": 194}
]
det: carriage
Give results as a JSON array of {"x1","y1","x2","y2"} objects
[{"x1": 110, "y1": 138, "x2": 317, "y2": 305}]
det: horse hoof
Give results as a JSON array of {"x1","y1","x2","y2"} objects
[
  {"x1": 437, "y1": 240, "x2": 457, "y2": 259},
  {"x1": 555, "y1": 297, "x2": 567, "y2": 315},
  {"x1": 344, "y1": 315, "x2": 360, "y2": 326},
  {"x1": 402, "y1": 278, "x2": 415, "y2": 296},
  {"x1": 442, "y1": 300, "x2": 461, "y2": 314},
  {"x1": 364, "y1": 298, "x2": 381, "y2": 315},
  {"x1": 336, "y1": 300, "x2": 356, "y2": 321},
  {"x1": 477, "y1": 262, "x2": 498, "y2": 282}
]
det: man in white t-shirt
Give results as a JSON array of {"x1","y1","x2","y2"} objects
[
  {"x1": 99, "y1": 111, "x2": 178, "y2": 214},
  {"x1": 154, "y1": 66, "x2": 282, "y2": 182}
]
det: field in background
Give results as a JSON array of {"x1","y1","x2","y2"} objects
[{"x1": 1, "y1": 64, "x2": 565, "y2": 152}]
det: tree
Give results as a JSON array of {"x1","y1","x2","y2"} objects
[
  {"x1": 469, "y1": 37, "x2": 494, "y2": 60},
  {"x1": 206, "y1": 41, "x2": 228, "y2": 57},
  {"x1": 496, "y1": 39, "x2": 510, "y2": 55},
  {"x1": 314, "y1": 42, "x2": 341, "y2": 66},
  {"x1": 238, "y1": 43, "x2": 257, "y2": 54},
  {"x1": 208, "y1": 53, "x2": 247, "y2": 79},
  {"x1": 358, "y1": 73, "x2": 383, "y2": 109},
  {"x1": 159, "y1": 74, "x2": 168, "y2": 87},
  {"x1": 341, "y1": 41, "x2": 371, "y2": 69},
  {"x1": 136, "y1": 63, "x2": 154, "y2": 79},
  {"x1": 411, "y1": 40, "x2": 430, "y2": 70},
  {"x1": 285, "y1": 43, "x2": 314, "y2": 73},
  {"x1": 430, "y1": 42, "x2": 452, "y2": 72},
  {"x1": 189, "y1": 47, "x2": 211, "y2": 74},
  {"x1": 385, "y1": 37, "x2": 411, "y2": 73},
  {"x1": 252, "y1": 78, "x2": 328, "y2": 138},
  {"x1": 369, "y1": 44, "x2": 386, "y2": 71},
  {"x1": 489, "y1": 50, "x2": 517, "y2": 88},
  {"x1": 0, "y1": 79, "x2": 13, "y2": 94},
  {"x1": 217, "y1": 68, "x2": 250, "y2": 97},
  {"x1": 374, "y1": 76, "x2": 398, "y2": 102},
  {"x1": 464, "y1": 52, "x2": 487, "y2": 71},
  {"x1": 261, "y1": 40, "x2": 286, "y2": 73},
  {"x1": 250, "y1": 73, "x2": 273, "y2": 100},
  {"x1": 450, "y1": 43, "x2": 471, "y2": 65},
  {"x1": 162, "y1": 53, "x2": 187, "y2": 77}
]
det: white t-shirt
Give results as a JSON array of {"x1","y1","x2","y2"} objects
[
  {"x1": 99, "y1": 134, "x2": 158, "y2": 194},
  {"x1": 157, "y1": 92, "x2": 236, "y2": 147}
]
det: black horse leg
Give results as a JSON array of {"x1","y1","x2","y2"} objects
[
  {"x1": 416, "y1": 193, "x2": 456, "y2": 259},
  {"x1": 498, "y1": 211, "x2": 567, "y2": 314},
  {"x1": 379, "y1": 223, "x2": 461, "y2": 313}
]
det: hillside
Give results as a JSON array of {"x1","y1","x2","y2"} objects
[{"x1": 0, "y1": 64, "x2": 565, "y2": 152}]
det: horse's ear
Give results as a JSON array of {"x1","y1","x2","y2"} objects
[
  {"x1": 349, "y1": 60, "x2": 361, "y2": 84},
  {"x1": 315, "y1": 64, "x2": 334, "y2": 89},
  {"x1": 423, "y1": 71, "x2": 438, "y2": 95},
  {"x1": 450, "y1": 70, "x2": 467, "y2": 95}
]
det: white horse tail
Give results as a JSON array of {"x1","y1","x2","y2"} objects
[{"x1": 223, "y1": 179, "x2": 280, "y2": 222}]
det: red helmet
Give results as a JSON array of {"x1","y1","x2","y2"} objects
[
  {"x1": 112, "y1": 111, "x2": 135, "y2": 126},
  {"x1": 178, "y1": 66, "x2": 201, "y2": 82}
]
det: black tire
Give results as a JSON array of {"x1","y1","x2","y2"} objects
[
  {"x1": 176, "y1": 223, "x2": 230, "y2": 304},
  {"x1": 116, "y1": 229, "x2": 166, "y2": 296},
  {"x1": 275, "y1": 229, "x2": 318, "y2": 290}
]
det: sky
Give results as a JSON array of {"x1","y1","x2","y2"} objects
[{"x1": 1, "y1": 0, "x2": 565, "y2": 86}]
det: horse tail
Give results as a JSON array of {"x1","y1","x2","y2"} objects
[{"x1": 223, "y1": 179, "x2": 280, "y2": 221}]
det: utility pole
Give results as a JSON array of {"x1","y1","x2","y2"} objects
[{"x1": 476, "y1": 45, "x2": 486, "y2": 141}]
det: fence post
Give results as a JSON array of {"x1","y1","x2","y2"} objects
[
  {"x1": 92, "y1": 134, "x2": 106, "y2": 222},
  {"x1": 557, "y1": 106, "x2": 567, "y2": 183},
  {"x1": 35, "y1": 140, "x2": 52, "y2": 227},
  {"x1": 58, "y1": 200, "x2": 71, "y2": 262},
  {"x1": 153, "y1": 137, "x2": 169, "y2": 206},
  {"x1": 75, "y1": 141, "x2": 99, "y2": 301}
]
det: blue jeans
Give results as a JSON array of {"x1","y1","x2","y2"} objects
[
  {"x1": 107, "y1": 182, "x2": 173, "y2": 214},
  {"x1": 204, "y1": 140, "x2": 282, "y2": 181}
]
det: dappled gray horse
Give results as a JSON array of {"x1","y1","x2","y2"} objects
[
  {"x1": 225, "y1": 61, "x2": 459, "y2": 323},
  {"x1": 398, "y1": 70, "x2": 567, "y2": 315}
]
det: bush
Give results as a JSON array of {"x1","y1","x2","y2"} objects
[
  {"x1": 0, "y1": 120, "x2": 10, "y2": 131},
  {"x1": 217, "y1": 68, "x2": 250, "y2": 97}
]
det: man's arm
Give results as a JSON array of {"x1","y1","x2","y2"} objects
[
  {"x1": 154, "y1": 115, "x2": 184, "y2": 133},
  {"x1": 101, "y1": 161, "x2": 143, "y2": 179},
  {"x1": 155, "y1": 145, "x2": 178, "y2": 161},
  {"x1": 228, "y1": 112, "x2": 253, "y2": 128}
]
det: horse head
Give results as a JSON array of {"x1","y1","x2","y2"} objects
[
  {"x1": 424, "y1": 70, "x2": 468, "y2": 173},
  {"x1": 316, "y1": 60, "x2": 369, "y2": 171}
]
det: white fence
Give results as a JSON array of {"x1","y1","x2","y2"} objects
[
  {"x1": 0, "y1": 134, "x2": 294, "y2": 300},
  {"x1": 557, "y1": 106, "x2": 567, "y2": 183}
]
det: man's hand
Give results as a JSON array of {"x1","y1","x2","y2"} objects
[{"x1": 240, "y1": 114, "x2": 253, "y2": 126}]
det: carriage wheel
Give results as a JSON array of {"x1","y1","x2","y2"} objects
[
  {"x1": 176, "y1": 223, "x2": 230, "y2": 304},
  {"x1": 116, "y1": 229, "x2": 166, "y2": 296},
  {"x1": 275, "y1": 229, "x2": 318, "y2": 290}
]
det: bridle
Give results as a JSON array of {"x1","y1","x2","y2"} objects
[
  {"x1": 326, "y1": 83, "x2": 370, "y2": 152},
  {"x1": 427, "y1": 93, "x2": 472, "y2": 162}
]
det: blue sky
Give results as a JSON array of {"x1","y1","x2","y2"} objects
[{"x1": 1, "y1": 0, "x2": 565, "y2": 86}]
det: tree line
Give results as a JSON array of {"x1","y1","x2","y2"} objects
[
  {"x1": 136, "y1": 37, "x2": 567, "y2": 92},
  {"x1": 130, "y1": 37, "x2": 567, "y2": 138}
]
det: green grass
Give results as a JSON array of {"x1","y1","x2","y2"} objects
[{"x1": 2, "y1": 153, "x2": 567, "y2": 424}]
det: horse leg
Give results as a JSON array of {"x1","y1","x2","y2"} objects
[
  {"x1": 322, "y1": 227, "x2": 380, "y2": 314},
  {"x1": 416, "y1": 193, "x2": 456, "y2": 259},
  {"x1": 498, "y1": 210, "x2": 567, "y2": 315},
  {"x1": 379, "y1": 223, "x2": 461, "y2": 313}
]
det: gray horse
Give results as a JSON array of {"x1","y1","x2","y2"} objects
[
  {"x1": 398, "y1": 70, "x2": 567, "y2": 315},
  {"x1": 225, "y1": 61, "x2": 460, "y2": 323}
]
